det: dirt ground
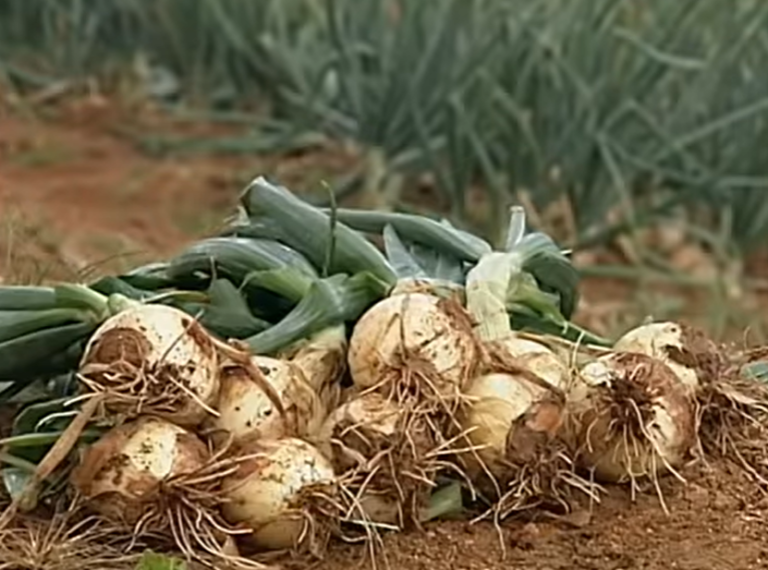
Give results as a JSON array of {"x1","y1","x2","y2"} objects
[
  {"x1": 3, "y1": 95, "x2": 768, "y2": 570},
  {"x1": 309, "y1": 463, "x2": 768, "y2": 570}
]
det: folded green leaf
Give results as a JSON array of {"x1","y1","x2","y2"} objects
[
  {"x1": 239, "y1": 178, "x2": 397, "y2": 285},
  {"x1": 168, "y1": 236, "x2": 318, "y2": 286},
  {"x1": 245, "y1": 272, "x2": 389, "y2": 355},
  {"x1": 321, "y1": 207, "x2": 492, "y2": 262}
]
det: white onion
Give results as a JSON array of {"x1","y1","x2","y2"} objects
[
  {"x1": 70, "y1": 416, "x2": 208, "y2": 525},
  {"x1": 613, "y1": 321, "x2": 721, "y2": 392},
  {"x1": 221, "y1": 437, "x2": 336, "y2": 551},
  {"x1": 347, "y1": 292, "x2": 478, "y2": 398},
  {"x1": 211, "y1": 356, "x2": 325, "y2": 443},
  {"x1": 79, "y1": 304, "x2": 220, "y2": 427},
  {"x1": 459, "y1": 336, "x2": 569, "y2": 501},
  {"x1": 317, "y1": 392, "x2": 435, "y2": 528},
  {"x1": 565, "y1": 352, "x2": 695, "y2": 484}
]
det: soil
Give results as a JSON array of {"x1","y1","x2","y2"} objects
[
  {"x1": 302, "y1": 463, "x2": 767, "y2": 570},
  {"x1": 3, "y1": 95, "x2": 768, "y2": 570}
]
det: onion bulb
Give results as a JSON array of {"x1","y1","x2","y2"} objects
[
  {"x1": 72, "y1": 417, "x2": 266, "y2": 568},
  {"x1": 79, "y1": 304, "x2": 220, "y2": 427},
  {"x1": 347, "y1": 292, "x2": 478, "y2": 398},
  {"x1": 71, "y1": 416, "x2": 209, "y2": 525},
  {"x1": 317, "y1": 391, "x2": 436, "y2": 528},
  {"x1": 221, "y1": 437, "x2": 336, "y2": 552},
  {"x1": 565, "y1": 352, "x2": 695, "y2": 484},
  {"x1": 210, "y1": 356, "x2": 325, "y2": 443},
  {"x1": 613, "y1": 321, "x2": 722, "y2": 392},
  {"x1": 458, "y1": 336, "x2": 575, "y2": 508}
]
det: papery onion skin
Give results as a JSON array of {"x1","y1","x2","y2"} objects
[
  {"x1": 70, "y1": 416, "x2": 209, "y2": 525},
  {"x1": 211, "y1": 356, "x2": 324, "y2": 443},
  {"x1": 347, "y1": 293, "x2": 478, "y2": 397},
  {"x1": 221, "y1": 437, "x2": 336, "y2": 551},
  {"x1": 565, "y1": 352, "x2": 695, "y2": 483},
  {"x1": 613, "y1": 321, "x2": 722, "y2": 392},
  {"x1": 79, "y1": 304, "x2": 220, "y2": 427}
]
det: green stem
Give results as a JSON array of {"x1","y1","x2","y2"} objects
[
  {"x1": 53, "y1": 284, "x2": 110, "y2": 319},
  {"x1": 0, "y1": 452, "x2": 37, "y2": 472},
  {"x1": 420, "y1": 481, "x2": 463, "y2": 522}
]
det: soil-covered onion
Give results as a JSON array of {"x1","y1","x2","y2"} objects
[
  {"x1": 71, "y1": 416, "x2": 267, "y2": 569},
  {"x1": 565, "y1": 352, "x2": 695, "y2": 484},
  {"x1": 211, "y1": 355, "x2": 325, "y2": 443},
  {"x1": 347, "y1": 292, "x2": 478, "y2": 399},
  {"x1": 317, "y1": 391, "x2": 437, "y2": 528},
  {"x1": 221, "y1": 437, "x2": 337, "y2": 552},
  {"x1": 613, "y1": 321, "x2": 723, "y2": 392},
  {"x1": 71, "y1": 416, "x2": 208, "y2": 525},
  {"x1": 79, "y1": 304, "x2": 220, "y2": 427}
]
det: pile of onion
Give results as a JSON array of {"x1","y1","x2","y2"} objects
[
  {"x1": 564, "y1": 352, "x2": 695, "y2": 497},
  {"x1": 78, "y1": 303, "x2": 221, "y2": 427},
  {"x1": 220, "y1": 437, "x2": 337, "y2": 553},
  {"x1": 70, "y1": 416, "x2": 263, "y2": 569}
]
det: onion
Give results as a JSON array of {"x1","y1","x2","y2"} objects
[
  {"x1": 565, "y1": 352, "x2": 695, "y2": 485},
  {"x1": 613, "y1": 321, "x2": 722, "y2": 392},
  {"x1": 79, "y1": 304, "x2": 220, "y2": 427},
  {"x1": 317, "y1": 391, "x2": 436, "y2": 528},
  {"x1": 347, "y1": 292, "x2": 478, "y2": 399},
  {"x1": 211, "y1": 356, "x2": 325, "y2": 443},
  {"x1": 71, "y1": 416, "x2": 208, "y2": 525},
  {"x1": 71, "y1": 416, "x2": 266, "y2": 568},
  {"x1": 220, "y1": 437, "x2": 336, "y2": 552},
  {"x1": 458, "y1": 335, "x2": 584, "y2": 510}
]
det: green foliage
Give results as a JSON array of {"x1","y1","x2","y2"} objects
[{"x1": 3, "y1": 0, "x2": 768, "y2": 250}]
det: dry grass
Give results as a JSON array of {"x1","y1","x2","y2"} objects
[{"x1": 0, "y1": 511, "x2": 141, "y2": 570}]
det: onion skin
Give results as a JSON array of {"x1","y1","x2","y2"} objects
[
  {"x1": 79, "y1": 304, "x2": 220, "y2": 427},
  {"x1": 70, "y1": 416, "x2": 209, "y2": 525},
  {"x1": 347, "y1": 293, "x2": 478, "y2": 397},
  {"x1": 565, "y1": 352, "x2": 695, "y2": 484},
  {"x1": 613, "y1": 321, "x2": 722, "y2": 392},
  {"x1": 220, "y1": 437, "x2": 336, "y2": 552},
  {"x1": 211, "y1": 356, "x2": 325, "y2": 443}
]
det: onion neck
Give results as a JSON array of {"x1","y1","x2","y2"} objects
[{"x1": 466, "y1": 252, "x2": 519, "y2": 343}]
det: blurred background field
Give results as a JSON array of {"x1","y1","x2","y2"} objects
[{"x1": 2, "y1": 0, "x2": 768, "y2": 345}]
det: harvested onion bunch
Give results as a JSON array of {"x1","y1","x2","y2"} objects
[
  {"x1": 456, "y1": 229, "x2": 598, "y2": 515},
  {"x1": 347, "y1": 284, "x2": 479, "y2": 403},
  {"x1": 70, "y1": 416, "x2": 264, "y2": 569},
  {"x1": 458, "y1": 335, "x2": 593, "y2": 513},
  {"x1": 612, "y1": 320, "x2": 768, "y2": 481}
]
